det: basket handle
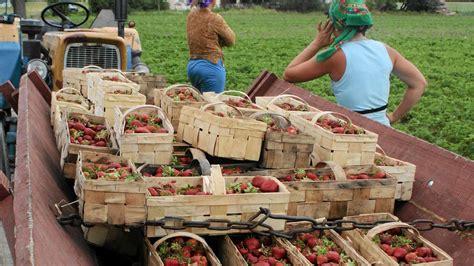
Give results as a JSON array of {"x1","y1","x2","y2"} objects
[
  {"x1": 217, "y1": 90, "x2": 252, "y2": 103},
  {"x1": 376, "y1": 144, "x2": 387, "y2": 159},
  {"x1": 200, "y1": 102, "x2": 244, "y2": 117},
  {"x1": 314, "y1": 161, "x2": 347, "y2": 181},
  {"x1": 136, "y1": 163, "x2": 149, "y2": 173},
  {"x1": 56, "y1": 87, "x2": 82, "y2": 95},
  {"x1": 249, "y1": 111, "x2": 292, "y2": 129},
  {"x1": 209, "y1": 164, "x2": 226, "y2": 195},
  {"x1": 366, "y1": 222, "x2": 420, "y2": 240},
  {"x1": 310, "y1": 111, "x2": 353, "y2": 127},
  {"x1": 81, "y1": 65, "x2": 103, "y2": 73},
  {"x1": 163, "y1": 84, "x2": 201, "y2": 96},
  {"x1": 267, "y1": 94, "x2": 310, "y2": 109},
  {"x1": 120, "y1": 105, "x2": 165, "y2": 134},
  {"x1": 152, "y1": 232, "x2": 214, "y2": 251},
  {"x1": 103, "y1": 82, "x2": 138, "y2": 92}
]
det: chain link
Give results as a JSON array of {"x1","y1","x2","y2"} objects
[{"x1": 57, "y1": 207, "x2": 473, "y2": 238}]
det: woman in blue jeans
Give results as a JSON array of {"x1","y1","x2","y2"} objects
[{"x1": 186, "y1": 0, "x2": 236, "y2": 93}]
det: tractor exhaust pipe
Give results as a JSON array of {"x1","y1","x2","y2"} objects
[{"x1": 114, "y1": 0, "x2": 128, "y2": 38}]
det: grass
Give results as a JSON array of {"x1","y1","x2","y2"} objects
[{"x1": 131, "y1": 9, "x2": 474, "y2": 159}]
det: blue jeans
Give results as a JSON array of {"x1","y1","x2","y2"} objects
[{"x1": 187, "y1": 59, "x2": 226, "y2": 93}]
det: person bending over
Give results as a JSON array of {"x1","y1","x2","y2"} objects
[
  {"x1": 283, "y1": 0, "x2": 426, "y2": 126},
  {"x1": 186, "y1": 0, "x2": 236, "y2": 93}
]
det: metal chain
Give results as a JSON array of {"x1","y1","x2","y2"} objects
[{"x1": 57, "y1": 207, "x2": 473, "y2": 238}]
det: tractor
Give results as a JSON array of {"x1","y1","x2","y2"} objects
[{"x1": 0, "y1": 0, "x2": 150, "y2": 179}]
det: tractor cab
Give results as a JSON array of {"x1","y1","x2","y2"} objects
[{"x1": 18, "y1": 1, "x2": 149, "y2": 90}]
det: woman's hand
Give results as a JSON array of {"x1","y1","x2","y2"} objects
[
  {"x1": 313, "y1": 20, "x2": 334, "y2": 49},
  {"x1": 386, "y1": 113, "x2": 396, "y2": 124}
]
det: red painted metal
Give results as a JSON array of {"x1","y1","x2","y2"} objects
[
  {"x1": 27, "y1": 71, "x2": 52, "y2": 105},
  {"x1": 13, "y1": 74, "x2": 96, "y2": 265},
  {"x1": 0, "y1": 81, "x2": 18, "y2": 113},
  {"x1": 0, "y1": 171, "x2": 10, "y2": 201},
  {"x1": 247, "y1": 71, "x2": 474, "y2": 265},
  {"x1": 0, "y1": 196, "x2": 15, "y2": 260}
]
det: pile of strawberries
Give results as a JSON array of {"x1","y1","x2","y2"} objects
[
  {"x1": 259, "y1": 115, "x2": 298, "y2": 135},
  {"x1": 224, "y1": 98, "x2": 259, "y2": 109},
  {"x1": 347, "y1": 171, "x2": 386, "y2": 180},
  {"x1": 143, "y1": 166, "x2": 199, "y2": 177},
  {"x1": 276, "y1": 102, "x2": 308, "y2": 111},
  {"x1": 124, "y1": 112, "x2": 168, "y2": 134},
  {"x1": 157, "y1": 237, "x2": 209, "y2": 266},
  {"x1": 292, "y1": 231, "x2": 355, "y2": 265},
  {"x1": 280, "y1": 169, "x2": 333, "y2": 182},
  {"x1": 167, "y1": 87, "x2": 199, "y2": 102},
  {"x1": 374, "y1": 228, "x2": 439, "y2": 263},
  {"x1": 81, "y1": 160, "x2": 139, "y2": 181},
  {"x1": 148, "y1": 182, "x2": 210, "y2": 196},
  {"x1": 226, "y1": 176, "x2": 279, "y2": 194},
  {"x1": 314, "y1": 117, "x2": 365, "y2": 135},
  {"x1": 235, "y1": 236, "x2": 291, "y2": 266},
  {"x1": 68, "y1": 116, "x2": 110, "y2": 147},
  {"x1": 221, "y1": 166, "x2": 244, "y2": 176},
  {"x1": 171, "y1": 156, "x2": 193, "y2": 167}
]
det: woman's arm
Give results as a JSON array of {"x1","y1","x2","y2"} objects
[
  {"x1": 283, "y1": 20, "x2": 334, "y2": 82},
  {"x1": 386, "y1": 45, "x2": 427, "y2": 124},
  {"x1": 215, "y1": 14, "x2": 236, "y2": 47}
]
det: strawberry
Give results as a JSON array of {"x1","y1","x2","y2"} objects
[
  {"x1": 393, "y1": 247, "x2": 408, "y2": 260},
  {"x1": 260, "y1": 179, "x2": 279, "y2": 192},
  {"x1": 415, "y1": 246, "x2": 432, "y2": 257},
  {"x1": 358, "y1": 174, "x2": 369, "y2": 179},
  {"x1": 244, "y1": 237, "x2": 260, "y2": 250},
  {"x1": 74, "y1": 122, "x2": 86, "y2": 131},
  {"x1": 186, "y1": 239, "x2": 198, "y2": 247},
  {"x1": 96, "y1": 171, "x2": 106, "y2": 178},
  {"x1": 254, "y1": 262, "x2": 270, "y2": 266},
  {"x1": 134, "y1": 127, "x2": 151, "y2": 133},
  {"x1": 157, "y1": 128, "x2": 168, "y2": 133},
  {"x1": 267, "y1": 256, "x2": 277, "y2": 265},
  {"x1": 251, "y1": 176, "x2": 266, "y2": 187},
  {"x1": 154, "y1": 117, "x2": 162, "y2": 124},
  {"x1": 95, "y1": 140, "x2": 106, "y2": 147},
  {"x1": 247, "y1": 254, "x2": 258, "y2": 263},
  {"x1": 183, "y1": 248, "x2": 192, "y2": 258},
  {"x1": 306, "y1": 253, "x2": 317, "y2": 263},
  {"x1": 424, "y1": 257, "x2": 439, "y2": 262},
  {"x1": 271, "y1": 247, "x2": 286, "y2": 260},
  {"x1": 305, "y1": 172, "x2": 318, "y2": 180},
  {"x1": 146, "y1": 125, "x2": 158, "y2": 133},
  {"x1": 107, "y1": 162, "x2": 122, "y2": 169},
  {"x1": 286, "y1": 126, "x2": 298, "y2": 135},
  {"x1": 274, "y1": 263, "x2": 284, "y2": 266},
  {"x1": 390, "y1": 256, "x2": 398, "y2": 262},
  {"x1": 141, "y1": 113, "x2": 149, "y2": 122},
  {"x1": 238, "y1": 247, "x2": 248, "y2": 255},
  {"x1": 95, "y1": 125, "x2": 105, "y2": 131},
  {"x1": 416, "y1": 257, "x2": 426, "y2": 263},
  {"x1": 322, "y1": 175, "x2": 331, "y2": 181},
  {"x1": 130, "y1": 120, "x2": 143, "y2": 128},
  {"x1": 84, "y1": 128, "x2": 96, "y2": 137},
  {"x1": 307, "y1": 237, "x2": 318, "y2": 248},
  {"x1": 405, "y1": 252, "x2": 418, "y2": 263},
  {"x1": 332, "y1": 127, "x2": 344, "y2": 134},
  {"x1": 240, "y1": 183, "x2": 248, "y2": 191},
  {"x1": 294, "y1": 169, "x2": 306, "y2": 179},
  {"x1": 84, "y1": 135, "x2": 93, "y2": 141},
  {"x1": 326, "y1": 251, "x2": 340, "y2": 262},
  {"x1": 283, "y1": 175, "x2": 293, "y2": 182},
  {"x1": 317, "y1": 255, "x2": 328, "y2": 265},
  {"x1": 148, "y1": 187, "x2": 158, "y2": 196},
  {"x1": 380, "y1": 244, "x2": 394, "y2": 256},
  {"x1": 373, "y1": 171, "x2": 386, "y2": 179},
  {"x1": 125, "y1": 129, "x2": 134, "y2": 134},
  {"x1": 180, "y1": 169, "x2": 194, "y2": 177},
  {"x1": 163, "y1": 258, "x2": 179, "y2": 266}
]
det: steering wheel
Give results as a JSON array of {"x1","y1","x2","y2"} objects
[{"x1": 41, "y1": 2, "x2": 89, "y2": 29}]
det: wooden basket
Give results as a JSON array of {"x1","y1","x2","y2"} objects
[
  {"x1": 281, "y1": 221, "x2": 371, "y2": 266},
  {"x1": 74, "y1": 151, "x2": 146, "y2": 225},
  {"x1": 177, "y1": 103, "x2": 267, "y2": 161},
  {"x1": 87, "y1": 71, "x2": 140, "y2": 102},
  {"x1": 94, "y1": 83, "x2": 146, "y2": 124},
  {"x1": 145, "y1": 232, "x2": 221, "y2": 266},
  {"x1": 218, "y1": 234, "x2": 308, "y2": 266},
  {"x1": 59, "y1": 112, "x2": 119, "y2": 179},
  {"x1": 256, "y1": 94, "x2": 320, "y2": 117},
  {"x1": 160, "y1": 84, "x2": 207, "y2": 131},
  {"x1": 291, "y1": 111, "x2": 378, "y2": 167},
  {"x1": 62, "y1": 65, "x2": 104, "y2": 97},
  {"x1": 146, "y1": 165, "x2": 290, "y2": 237},
  {"x1": 342, "y1": 219, "x2": 453, "y2": 266},
  {"x1": 251, "y1": 112, "x2": 314, "y2": 169},
  {"x1": 202, "y1": 90, "x2": 265, "y2": 116},
  {"x1": 113, "y1": 105, "x2": 174, "y2": 164},
  {"x1": 125, "y1": 72, "x2": 167, "y2": 104},
  {"x1": 51, "y1": 87, "x2": 93, "y2": 126},
  {"x1": 375, "y1": 145, "x2": 416, "y2": 201},
  {"x1": 265, "y1": 161, "x2": 397, "y2": 219}
]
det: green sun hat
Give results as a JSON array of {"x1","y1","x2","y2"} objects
[{"x1": 316, "y1": 0, "x2": 373, "y2": 62}]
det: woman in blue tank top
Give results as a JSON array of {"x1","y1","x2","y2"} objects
[{"x1": 283, "y1": 0, "x2": 426, "y2": 126}]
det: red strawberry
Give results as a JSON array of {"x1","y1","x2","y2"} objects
[
  {"x1": 317, "y1": 255, "x2": 328, "y2": 265},
  {"x1": 74, "y1": 122, "x2": 86, "y2": 131},
  {"x1": 393, "y1": 247, "x2": 408, "y2": 260},
  {"x1": 154, "y1": 117, "x2": 162, "y2": 124},
  {"x1": 84, "y1": 135, "x2": 93, "y2": 141},
  {"x1": 183, "y1": 248, "x2": 192, "y2": 258},
  {"x1": 305, "y1": 172, "x2": 318, "y2": 180},
  {"x1": 251, "y1": 176, "x2": 267, "y2": 187},
  {"x1": 373, "y1": 171, "x2": 386, "y2": 179},
  {"x1": 125, "y1": 129, "x2": 134, "y2": 134},
  {"x1": 405, "y1": 252, "x2": 418, "y2": 263},
  {"x1": 141, "y1": 114, "x2": 149, "y2": 122},
  {"x1": 244, "y1": 237, "x2": 260, "y2": 250},
  {"x1": 186, "y1": 238, "x2": 198, "y2": 247},
  {"x1": 148, "y1": 187, "x2": 158, "y2": 196},
  {"x1": 184, "y1": 189, "x2": 198, "y2": 195},
  {"x1": 247, "y1": 254, "x2": 258, "y2": 263},
  {"x1": 130, "y1": 120, "x2": 143, "y2": 128},
  {"x1": 157, "y1": 128, "x2": 168, "y2": 133},
  {"x1": 134, "y1": 127, "x2": 151, "y2": 133},
  {"x1": 271, "y1": 247, "x2": 286, "y2": 260},
  {"x1": 283, "y1": 175, "x2": 293, "y2": 182},
  {"x1": 164, "y1": 258, "x2": 179, "y2": 266},
  {"x1": 322, "y1": 175, "x2": 331, "y2": 181},
  {"x1": 332, "y1": 127, "x2": 344, "y2": 134},
  {"x1": 260, "y1": 179, "x2": 279, "y2": 192},
  {"x1": 143, "y1": 172, "x2": 152, "y2": 177},
  {"x1": 286, "y1": 126, "x2": 298, "y2": 135},
  {"x1": 416, "y1": 246, "x2": 432, "y2": 257},
  {"x1": 95, "y1": 125, "x2": 105, "y2": 131},
  {"x1": 380, "y1": 244, "x2": 394, "y2": 256},
  {"x1": 416, "y1": 257, "x2": 426, "y2": 263},
  {"x1": 267, "y1": 256, "x2": 277, "y2": 265},
  {"x1": 326, "y1": 251, "x2": 340, "y2": 262},
  {"x1": 307, "y1": 237, "x2": 318, "y2": 248},
  {"x1": 357, "y1": 174, "x2": 369, "y2": 179},
  {"x1": 95, "y1": 140, "x2": 106, "y2": 147},
  {"x1": 424, "y1": 257, "x2": 439, "y2": 262},
  {"x1": 96, "y1": 171, "x2": 105, "y2": 178},
  {"x1": 238, "y1": 247, "x2": 248, "y2": 255},
  {"x1": 146, "y1": 125, "x2": 158, "y2": 133},
  {"x1": 274, "y1": 263, "x2": 284, "y2": 266},
  {"x1": 254, "y1": 262, "x2": 270, "y2": 266},
  {"x1": 107, "y1": 162, "x2": 122, "y2": 169},
  {"x1": 240, "y1": 183, "x2": 248, "y2": 191},
  {"x1": 306, "y1": 253, "x2": 317, "y2": 263},
  {"x1": 84, "y1": 128, "x2": 96, "y2": 137},
  {"x1": 180, "y1": 169, "x2": 194, "y2": 177}
]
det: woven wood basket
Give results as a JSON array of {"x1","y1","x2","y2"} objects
[
  {"x1": 114, "y1": 105, "x2": 174, "y2": 164},
  {"x1": 202, "y1": 90, "x2": 265, "y2": 116},
  {"x1": 62, "y1": 65, "x2": 104, "y2": 97},
  {"x1": 256, "y1": 94, "x2": 321, "y2": 117}
]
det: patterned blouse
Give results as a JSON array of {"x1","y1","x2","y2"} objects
[{"x1": 186, "y1": 8, "x2": 236, "y2": 64}]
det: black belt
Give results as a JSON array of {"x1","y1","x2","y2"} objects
[{"x1": 354, "y1": 104, "x2": 388, "y2": 115}]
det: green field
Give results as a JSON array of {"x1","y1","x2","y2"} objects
[{"x1": 131, "y1": 9, "x2": 474, "y2": 159}]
